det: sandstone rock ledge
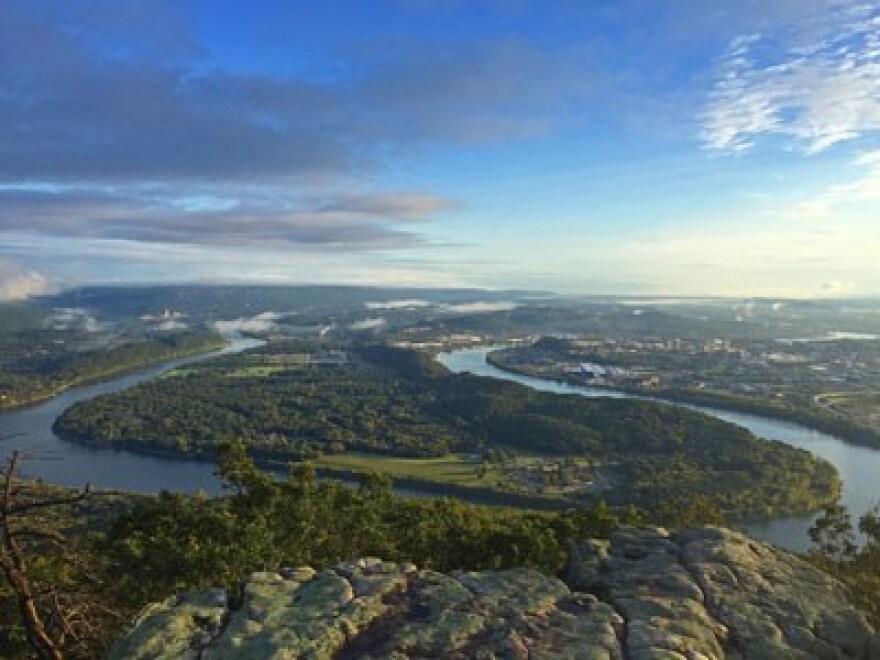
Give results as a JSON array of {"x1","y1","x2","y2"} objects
[{"x1": 110, "y1": 527, "x2": 879, "y2": 659}]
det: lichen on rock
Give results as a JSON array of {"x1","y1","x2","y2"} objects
[{"x1": 109, "y1": 526, "x2": 878, "y2": 659}]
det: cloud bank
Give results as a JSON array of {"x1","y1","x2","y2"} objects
[
  {"x1": 0, "y1": 187, "x2": 450, "y2": 250},
  {"x1": 0, "y1": 3, "x2": 591, "y2": 184}
]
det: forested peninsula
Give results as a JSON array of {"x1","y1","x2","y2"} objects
[{"x1": 54, "y1": 340, "x2": 839, "y2": 519}]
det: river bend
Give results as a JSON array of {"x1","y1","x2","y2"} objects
[
  {"x1": 1, "y1": 339, "x2": 876, "y2": 551},
  {"x1": 437, "y1": 346, "x2": 880, "y2": 551}
]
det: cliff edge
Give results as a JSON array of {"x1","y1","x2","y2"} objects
[{"x1": 110, "y1": 526, "x2": 879, "y2": 659}]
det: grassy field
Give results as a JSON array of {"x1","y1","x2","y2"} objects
[
  {"x1": 314, "y1": 452, "x2": 508, "y2": 488},
  {"x1": 162, "y1": 353, "x2": 314, "y2": 380},
  {"x1": 162, "y1": 363, "x2": 304, "y2": 379},
  {"x1": 224, "y1": 364, "x2": 296, "y2": 377}
]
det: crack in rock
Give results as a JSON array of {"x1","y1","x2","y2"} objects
[{"x1": 108, "y1": 527, "x2": 877, "y2": 659}]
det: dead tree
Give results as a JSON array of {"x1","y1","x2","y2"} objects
[{"x1": 0, "y1": 451, "x2": 95, "y2": 659}]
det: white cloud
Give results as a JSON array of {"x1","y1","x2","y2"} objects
[
  {"x1": 212, "y1": 311, "x2": 283, "y2": 335},
  {"x1": 703, "y1": 4, "x2": 880, "y2": 155},
  {"x1": 364, "y1": 299, "x2": 432, "y2": 310},
  {"x1": 439, "y1": 301, "x2": 518, "y2": 314},
  {"x1": 157, "y1": 319, "x2": 189, "y2": 331},
  {"x1": 0, "y1": 260, "x2": 53, "y2": 300},
  {"x1": 350, "y1": 317, "x2": 387, "y2": 330},
  {"x1": 46, "y1": 308, "x2": 104, "y2": 333},
  {"x1": 363, "y1": 299, "x2": 519, "y2": 314}
]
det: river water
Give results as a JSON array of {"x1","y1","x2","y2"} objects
[
  {"x1": 0, "y1": 336, "x2": 262, "y2": 494},
  {"x1": 1, "y1": 338, "x2": 876, "y2": 551},
  {"x1": 436, "y1": 346, "x2": 880, "y2": 551}
]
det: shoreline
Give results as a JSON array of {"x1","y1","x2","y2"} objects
[
  {"x1": 52, "y1": 427, "x2": 835, "y2": 523},
  {"x1": 0, "y1": 337, "x2": 229, "y2": 413},
  {"x1": 484, "y1": 350, "x2": 880, "y2": 451}
]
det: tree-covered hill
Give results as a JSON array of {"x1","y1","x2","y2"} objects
[{"x1": 54, "y1": 342, "x2": 839, "y2": 518}]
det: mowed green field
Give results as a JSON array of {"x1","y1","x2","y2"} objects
[
  {"x1": 162, "y1": 361, "x2": 307, "y2": 379},
  {"x1": 314, "y1": 452, "x2": 506, "y2": 488}
]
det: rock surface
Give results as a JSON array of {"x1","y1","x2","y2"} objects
[{"x1": 110, "y1": 527, "x2": 878, "y2": 659}]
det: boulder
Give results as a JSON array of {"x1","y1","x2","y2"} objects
[
  {"x1": 567, "y1": 526, "x2": 877, "y2": 659},
  {"x1": 110, "y1": 527, "x2": 878, "y2": 659}
]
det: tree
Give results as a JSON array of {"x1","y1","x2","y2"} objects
[
  {"x1": 0, "y1": 451, "x2": 119, "y2": 659},
  {"x1": 809, "y1": 504, "x2": 857, "y2": 562},
  {"x1": 808, "y1": 503, "x2": 880, "y2": 628},
  {"x1": 654, "y1": 493, "x2": 725, "y2": 528}
]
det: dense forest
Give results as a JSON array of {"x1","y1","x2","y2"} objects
[
  {"x1": 55, "y1": 341, "x2": 839, "y2": 519},
  {"x1": 56, "y1": 343, "x2": 464, "y2": 459}
]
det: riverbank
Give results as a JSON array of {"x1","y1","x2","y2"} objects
[
  {"x1": 438, "y1": 344, "x2": 880, "y2": 552},
  {"x1": 0, "y1": 334, "x2": 229, "y2": 412},
  {"x1": 49, "y1": 426, "x2": 577, "y2": 511},
  {"x1": 485, "y1": 350, "x2": 880, "y2": 450},
  {"x1": 0, "y1": 338, "x2": 863, "y2": 552},
  {"x1": 54, "y1": 392, "x2": 839, "y2": 524},
  {"x1": 54, "y1": 425, "x2": 832, "y2": 522}
]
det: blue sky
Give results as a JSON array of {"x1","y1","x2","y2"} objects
[{"x1": 0, "y1": 0, "x2": 878, "y2": 298}]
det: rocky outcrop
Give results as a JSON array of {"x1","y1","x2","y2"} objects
[
  {"x1": 568, "y1": 526, "x2": 878, "y2": 659},
  {"x1": 110, "y1": 527, "x2": 878, "y2": 659}
]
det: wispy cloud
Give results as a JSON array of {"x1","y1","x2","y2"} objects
[{"x1": 702, "y1": 3, "x2": 880, "y2": 155}]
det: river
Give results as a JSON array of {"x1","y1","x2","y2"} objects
[
  {"x1": 1, "y1": 338, "x2": 876, "y2": 552},
  {"x1": 436, "y1": 345, "x2": 880, "y2": 552},
  {"x1": 0, "y1": 335, "x2": 262, "y2": 494}
]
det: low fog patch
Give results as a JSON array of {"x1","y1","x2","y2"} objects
[
  {"x1": 157, "y1": 319, "x2": 189, "y2": 331},
  {"x1": 212, "y1": 311, "x2": 284, "y2": 335},
  {"x1": 365, "y1": 299, "x2": 432, "y2": 310},
  {"x1": 45, "y1": 307, "x2": 105, "y2": 333},
  {"x1": 350, "y1": 317, "x2": 387, "y2": 331},
  {"x1": 438, "y1": 301, "x2": 519, "y2": 314}
]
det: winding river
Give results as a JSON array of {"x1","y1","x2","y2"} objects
[
  {"x1": 436, "y1": 346, "x2": 880, "y2": 552},
  {"x1": 0, "y1": 338, "x2": 876, "y2": 552},
  {"x1": 0, "y1": 336, "x2": 262, "y2": 495}
]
